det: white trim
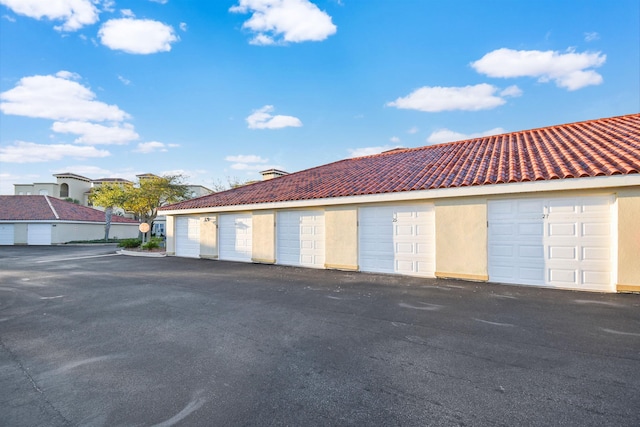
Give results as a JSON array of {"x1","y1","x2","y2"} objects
[
  {"x1": 160, "y1": 174, "x2": 640, "y2": 215},
  {"x1": 44, "y1": 195, "x2": 60, "y2": 219}
]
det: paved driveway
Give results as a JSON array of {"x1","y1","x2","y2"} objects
[{"x1": 1, "y1": 246, "x2": 639, "y2": 426}]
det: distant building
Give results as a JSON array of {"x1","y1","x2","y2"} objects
[{"x1": 14, "y1": 172, "x2": 212, "y2": 235}]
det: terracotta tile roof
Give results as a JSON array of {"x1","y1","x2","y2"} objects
[
  {"x1": 0, "y1": 196, "x2": 137, "y2": 223},
  {"x1": 162, "y1": 113, "x2": 640, "y2": 211}
]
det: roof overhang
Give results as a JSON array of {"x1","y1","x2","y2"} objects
[{"x1": 160, "y1": 174, "x2": 640, "y2": 215}]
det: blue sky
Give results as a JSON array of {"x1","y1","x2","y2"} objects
[{"x1": 0, "y1": 0, "x2": 638, "y2": 194}]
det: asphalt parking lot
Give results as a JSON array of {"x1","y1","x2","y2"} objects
[{"x1": 1, "y1": 246, "x2": 639, "y2": 426}]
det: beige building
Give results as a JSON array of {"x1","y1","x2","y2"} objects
[{"x1": 160, "y1": 114, "x2": 640, "y2": 293}]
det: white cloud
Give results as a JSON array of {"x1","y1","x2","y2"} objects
[
  {"x1": 224, "y1": 154, "x2": 278, "y2": 171},
  {"x1": 230, "y1": 0, "x2": 337, "y2": 45},
  {"x1": 347, "y1": 145, "x2": 403, "y2": 158},
  {"x1": 390, "y1": 136, "x2": 400, "y2": 143},
  {"x1": 121, "y1": 9, "x2": 135, "y2": 18},
  {"x1": 0, "y1": 141, "x2": 110, "y2": 163},
  {"x1": 0, "y1": 172, "x2": 39, "y2": 194},
  {"x1": 118, "y1": 75, "x2": 131, "y2": 85},
  {"x1": 246, "y1": 105, "x2": 302, "y2": 129},
  {"x1": 426, "y1": 127, "x2": 506, "y2": 144},
  {"x1": 52, "y1": 165, "x2": 114, "y2": 178},
  {"x1": 149, "y1": 0, "x2": 169, "y2": 3},
  {"x1": 225, "y1": 155, "x2": 268, "y2": 163},
  {"x1": 2, "y1": 14, "x2": 16, "y2": 22},
  {"x1": 471, "y1": 48, "x2": 606, "y2": 91},
  {"x1": 500, "y1": 85, "x2": 523, "y2": 97},
  {"x1": 387, "y1": 83, "x2": 510, "y2": 112},
  {"x1": 52, "y1": 121, "x2": 139, "y2": 145},
  {"x1": 179, "y1": 22, "x2": 187, "y2": 32},
  {"x1": 0, "y1": 0, "x2": 99, "y2": 31},
  {"x1": 584, "y1": 32, "x2": 600, "y2": 42},
  {"x1": 134, "y1": 141, "x2": 175, "y2": 153},
  {"x1": 0, "y1": 72, "x2": 129, "y2": 122},
  {"x1": 407, "y1": 126, "x2": 419, "y2": 134},
  {"x1": 101, "y1": 1, "x2": 115, "y2": 13},
  {"x1": 99, "y1": 18, "x2": 178, "y2": 54}
]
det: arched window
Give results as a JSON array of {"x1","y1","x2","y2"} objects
[{"x1": 60, "y1": 183, "x2": 69, "y2": 198}]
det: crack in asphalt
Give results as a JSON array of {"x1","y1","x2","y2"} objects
[{"x1": 0, "y1": 337, "x2": 72, "y2": 427}]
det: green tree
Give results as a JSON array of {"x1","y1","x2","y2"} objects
[
  {"x1": 89, "y1": 175, "x2": 189, "y2": 242},
  {"x1": 88, "y1": 183, "x2": 127, "y2": 241}
]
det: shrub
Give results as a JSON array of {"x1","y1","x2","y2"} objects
[
  {"x1": 141, "y1": 237, "x2": 164, "y2": 251},
  {"x1": 119, "y1": 238, "x2": 141, "y2": 248}
]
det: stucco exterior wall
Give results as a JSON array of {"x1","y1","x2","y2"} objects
[
  {"x1": 14, "y1": 223, "x2": 27, "y2": 244},
  {"x1": 32, "y1": 184, "x2": 58, "y2": 196},
  {"x1": 324, "y1": 207, "x2": 358, "y2": 270},
  {"x1": 200, "y1": 215, "x2": 218, "y2": 259},
  {"x1": 53, "y1": 223, "x2": 138, "y2": 243},
  {"x1": 252, "y1": 211, "x2": 275, "y2": 263},
  {"x1": 166, "y1": 215, "x2": 175, "y2": 255},
  {"x1": 435, "y1": 198, "x2": 488, "y2": 281},
  {"x1": 616, "y1": 187, "x2": 640, "y2": 291},
  {"x1": 60, "y1": 178, "x2": 91, "y2": 202}
]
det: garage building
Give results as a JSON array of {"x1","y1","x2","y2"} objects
[
  {"x1": 160, "y1": 114, "x2": 640, "y2": 293},
  {"x1": 0, "y1": 195, "x2": 139, "y2": 245}
]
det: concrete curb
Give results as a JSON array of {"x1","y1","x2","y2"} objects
[{"x1": 117, "y1": 249, "x2": 167, "y2": 258}]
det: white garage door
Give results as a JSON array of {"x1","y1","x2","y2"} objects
[
  {"x1": 359, "y1": 204, "x2": 435, "y2": 277},
  {"x1": 219, "y1": 214, "x2": 252, "y2": 262},
  {"x1": 488, "y1": 195, "x2": 614, "y2": 292},
  {"x1": 0, "y1": 224, "x2": 14, "y2": 245},
  {"x1": 175, "y1": 217, "x2": 200, "y2": 258},
  {"x1": 277, "y1": 211, "x2": 325, "y2": 268},
  {"x1": 27, "y1": 224, "x2": 52, "y2": 245}
]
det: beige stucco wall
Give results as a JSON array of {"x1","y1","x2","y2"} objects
[
  {"x1": 324, "y1": 207, "x2": 358, "y2": 270},
  {"x1": 14, "y1": 223, "x2": 27, "y2": 244},
  {"x1": 252, "y1": 211, "x2": 275, "y2": 263},
  {"x1": 166, "y1": 215, "x2": 175, "y2": 255},
  {"x1": 200, "y1": 215, "x2": 218, "y2": 259},
  {"x1": 53, "y1": 222, "x2": 138, "y2": 243},
  {"x1": 616, "y1": 188, "x2": 640, "y2": 291},
  {"x1": 435, "y1": 198, "x2": 488, "y2": 281}
]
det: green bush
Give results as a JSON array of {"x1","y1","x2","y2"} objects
[
  {"x1": 141, "y1": 237, "x2": 164, "y2": 251},
  {"x1": 118, "y1": 238, "x2": 142, "y2": 248}
]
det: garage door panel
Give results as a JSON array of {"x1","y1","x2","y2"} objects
[
  {"x1": 519, "y1": 245, "x2": 544, "y2": 259},
  {"x1": 488, "y1": 200, "x2": 515, "y2": 217},
  {"x1": 519, "y1": 199, "x2": 545, "y2": 214},
  {"x1": 28, "y1": 224, "x2": 52, "y2": 245},
  {"x1": 519, "y1": 222, "x2": 543, "y2": 236},
  {"x1": 549, "y1": 246, "x2": 577, "y2": 260},
  {"x1": 489, "y1": 195, "x2": 613, "y2": 291},
  {"x1": 219, "y1": 214, "x2": 253, "y2": 262},
  {"x1": 582, "y1": 222, "x2": 609, "y2": 237},
  {"x1": 276, "y1": 211, "x2": 324, "y2": 268},
  {"x1": 549, "y1": 268, "x2": 577, "y2": 284},
  {"x1": 549, "y1": 222, "x2": 577, "y2": 237},
  {"x1": 520, "y1": 266, "x2": 545, "y2": 281},
  {"x1": 582, "y1": 246, "x2": 609, "y2": 261},
  {"x1": 176, "y1": 217, "x2": 200, "y2": 258},
  {"x1": 0, "y1": 224, "x2": 14, "y2": 245},
  {"x1": 583, "y1": 270, "x2": 610, "y2": 286},
  {"x1": 359, "y1": 204, "x2": 435, "y2": 278},
  {"x1": 490, "y1": 244, "x2": 514, "y2": 258}
]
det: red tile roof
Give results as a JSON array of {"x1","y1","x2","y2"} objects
[
  {"x1": 162, "y1": 113, "x2": 640, "y2": 211},
  {"x1": 0, "y1": 196, "x2": 138, "y2": 223}
]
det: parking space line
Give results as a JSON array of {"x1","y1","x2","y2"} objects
[{"x1": 36, "y1": 253, "x2": 121, "y2": 263}]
